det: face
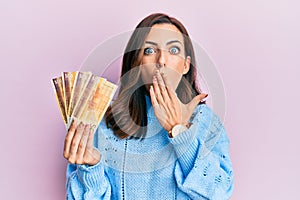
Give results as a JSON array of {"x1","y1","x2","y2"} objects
[{"x1": 140, "y1": 23, "x2": 191, "y2": 91}]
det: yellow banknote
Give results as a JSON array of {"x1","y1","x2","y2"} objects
[
  {"x1": 95, "y1": 80, "x2": 118, "y2": 125},
  {"x1": 68, "y1": 71, "x2": 92, "y2": 124},
  {"x1": 52, "y1": 76, "x2": 68, "y2": 125},
  {"x1": 53, "y1": 71, "x2": 118, "y2": 132},
  {"x1": 62, "y1": 71, "x2": 76, "y2": 117},
  {"x1": 80, "y1": 77, "x2": 107, "y2": 133},
  {"x1": 72, "y1": 74, "x2": 100, "y2": 121}
]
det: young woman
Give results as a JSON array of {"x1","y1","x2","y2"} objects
[{"x1": 64, "y1": 13, "x2": 234, "y2": 199}]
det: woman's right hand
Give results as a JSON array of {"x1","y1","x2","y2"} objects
[{"x1": 63, "y1": 120, "x2": 101, "y2": 166}]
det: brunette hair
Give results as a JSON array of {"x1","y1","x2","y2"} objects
[{"x1": 105, "y1": 13, "x2": 204, "y2": 139}]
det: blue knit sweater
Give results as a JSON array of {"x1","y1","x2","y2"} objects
[{"x1": 66, "y1": 96, "x2": 234, "y2": 199}]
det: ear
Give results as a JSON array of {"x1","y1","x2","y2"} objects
[{"x1": 183, "y1": 56, "x2": 191, "y2": 75}]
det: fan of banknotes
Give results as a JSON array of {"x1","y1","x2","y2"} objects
[{"x1": 52, "y1": 71, "x2": 118, "y2": 133}]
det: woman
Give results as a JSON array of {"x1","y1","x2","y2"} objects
[{"x1": 64, "y1": 13, "x2": 234, "y2": 199}]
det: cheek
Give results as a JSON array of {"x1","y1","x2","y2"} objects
[
  {"x1": 167, "y1": 57, "x2": 186, "y2": 74},
  {"x1": 142, "y1": 55, "x2": 156, "y2": 64},
  {"x1": 158, "y1": 67, "x2": 181, "y2": 91},
  {"x1": 140, "y1": 55, "x2": 186, "y2": 89}
]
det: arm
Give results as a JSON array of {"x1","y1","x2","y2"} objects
[
  {"x1": 66, "y1": 162, "x2": 111, "y2": 200},
  {"x1": 170, "y1": 105, "x2": 234, "y2": 200},
  {"x1": 150, "y1": 71, "x2": 233, "y2": 199},
  {"x1": 64, "y1": 121, "x2": 112, "y2": 199}
]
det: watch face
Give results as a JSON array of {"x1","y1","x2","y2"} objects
[{"x1": 172, "y1": 124, "x2": 188, "y2": 137}]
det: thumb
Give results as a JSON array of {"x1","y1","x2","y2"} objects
[{"x1": 187, "y1": 93, "x2": 208, "y2": 110}]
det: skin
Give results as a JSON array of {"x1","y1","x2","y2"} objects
[
  {"x1": 64, "y1": 121, "x2": 100, "y2": 165},
  {"x1": 63, "y1": 23, "x2": 207, "y2": 165},
  {"x1": 143, "y1": 24, "x2": 208, "y2": 134},
  {"x1": 140, "y1": 24, "x2": 190, "y2": 91}
]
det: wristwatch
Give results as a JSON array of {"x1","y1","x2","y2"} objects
[{"x1": 168, "y1": 123, "x2": 190, "y2": 138}]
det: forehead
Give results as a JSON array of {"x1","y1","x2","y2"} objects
[{"x1": 145, "y1": 24, "x2": 184, "y2": 44}]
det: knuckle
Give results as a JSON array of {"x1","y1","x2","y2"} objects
[
  {"x1": 83, "y1": 128, "x2": 90, "y2": 136},
  {"x1": 75, "y1": 159, "x2": 83, "y2": 165},
  {"x1": 71, "y1": 141, "x2": 78, "y2": 149},
  {"x1": 68, "y1": 126, "x2": 76, "y2": 133},
  {"x1": 70, "y1": 127, "x2": 76, "y2": 133},
  {"x1": 78, "y1": 142, "x2": 85, "y2": 150},
  {"x1": 68, "y1": 158, "x2": 75, "y2": 164},
  {"x1": 77, "y1": 125, "x2": 84, "y2": 131},
  {"x1": 82, "y1": 131, "x2": 89, "y2": 137},
  {"x1": 65, "y1": 137, "x2": 71, "y2": 144},
  {"x1": 63, "y1": 152, "x2": 69, "y2": 159}
]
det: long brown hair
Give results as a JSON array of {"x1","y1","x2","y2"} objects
[{"x1": 105, "y1": 13, "x2": 204, "y2": 139}]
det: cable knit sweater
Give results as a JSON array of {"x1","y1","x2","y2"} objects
[{"x1": 66, "y1": 96, "x2": 234, "y2": 200}]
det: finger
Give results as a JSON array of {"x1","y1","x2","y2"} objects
[
  {"x1": 152, "y1": 74, "x2": 164, "y2": 104},
  {"x1": 149, "y1": 85, "x2": 159, "y2": 107},
  {"x1": 68, "y1": 122, "x2": 85, "y2": 163},
  {"x1": 91, "y1": 148, "x2": 101, "y2": 164},
  {"x1": 85, "y1": 125, "x2": 96, "y2": 153},
  {"x1": 165, "y1": 80, "x2": 178, "y2": 104},
  {"x1": 150, "y1": 85, "x2": 168, "y2": 127},
  {"x1": 160, "y1": 70, "x2": 172, "y2": 91},
  {"x1": 85, "y1": 148, "x2": 101, "y2": 166},
  {"x1": 64, "y1": 119, "x2": 78, "y2": 159},
  {"x1": 156, "y1": 70, "x2": 171, "y2": 102},
  {"x1": 84, "y1": 125, "x2": 97, "y2": 161},
  {"x1": 76, "y1": 124, "x2": 90, "y2": 163},
  {"x1": 157, "y1": 70, "x2": 178, "y2": 102},
  {"x1": 188, "y1": 93, "x2": 208, "y2": 110}
]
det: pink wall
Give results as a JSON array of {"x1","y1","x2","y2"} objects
[{"x1": 1, "y1": 0, "x2": 299, "y2": 199}]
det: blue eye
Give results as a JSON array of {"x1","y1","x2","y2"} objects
[
  {"x1": 144, "y1": 47, "x2": 155, "y2": 55},
  {"x1": 169, "y1": 46, "x2": 180, "y2": 55}
]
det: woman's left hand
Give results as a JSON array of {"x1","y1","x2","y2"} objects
[{"x1": 149, "y1": 70, "x2": 208, "y2": 133}]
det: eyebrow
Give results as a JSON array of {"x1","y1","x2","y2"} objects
[
  {"x1": 145, "y1": 41, "x2": 158, "y2": 46},
  {"x1": 144, "y1": 40, "x2": 183, "y2": 46},
  {"x1": 166, "y1": 40, "x2": 182, "y2": 45}
]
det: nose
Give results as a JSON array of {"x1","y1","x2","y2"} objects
[{"x1": 157, "y1": 49, "x2": 167, "y2": 68}]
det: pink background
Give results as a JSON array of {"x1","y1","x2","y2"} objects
[{"x1": 1, "y1": 0, "x2": 299, "y2": 199}]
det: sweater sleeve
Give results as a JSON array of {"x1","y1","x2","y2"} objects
[
  {"x1": 65, "y1": 126, "x2": 112, "y2": 200},
  {"x1": 170, "y1": 105, "x2": 234, "y2": 200}
]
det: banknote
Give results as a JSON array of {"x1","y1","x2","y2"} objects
[
  {"x1": 95, "y1": 80, "x2": 118, "y2": 125},
  {"x1": 52, "y1": 76, "x2": 68, "y2": 125},
  {"x1": 72, "y1": 74, "x2": 100, "y2": 121},
  {"x1": 68, "y1": 71, "x2": 92, "y2": 123},
  {"x1": 62, "y1": 71, "x2": 76, "y2": 117},
  {"x1": 52, "y1": 71, "x2": 117, "y2": 131},
  {"x1": 80, "y1": 77, "x2": 106, "y2": 133}
]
